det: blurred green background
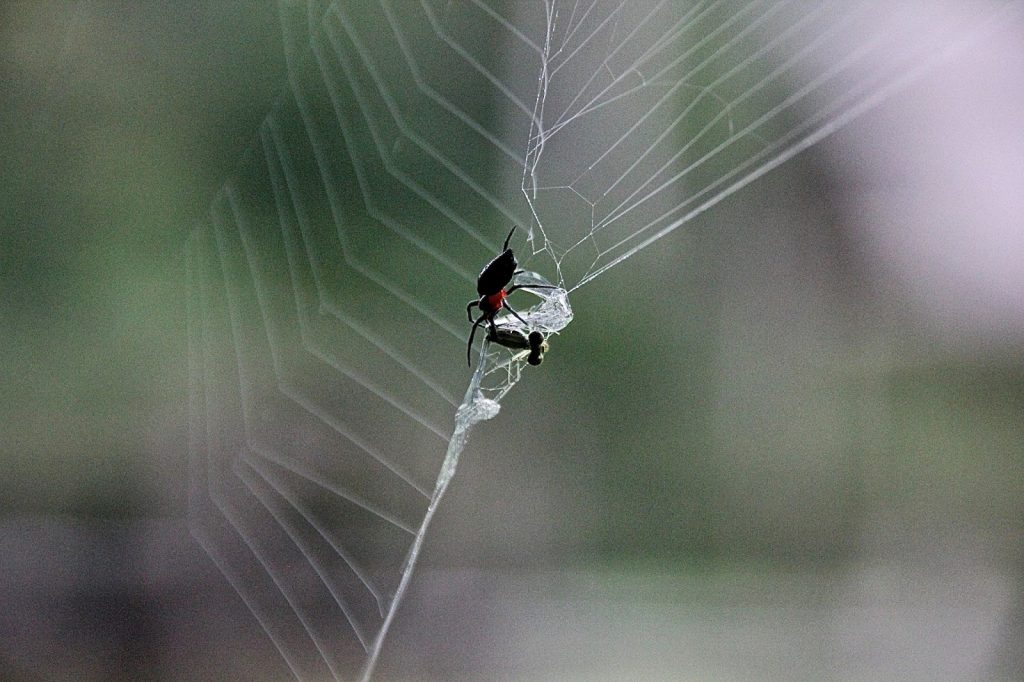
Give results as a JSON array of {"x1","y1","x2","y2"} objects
[
  {"x1": 2, "y1": 2, "x2": 1022, "y2": 680},
  {"x1": 1, "y1": 1, "x2": 286, "y2": 517}
]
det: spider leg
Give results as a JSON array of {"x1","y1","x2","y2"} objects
[
  {"x1": 502, "y1": 300, "x2": 529, "y2": 326},
  {"x1": 505, "y1": 268, "x2": 548, "y2": 280},
  {"x1": 467, "y1": 314, "x2": 488, "y2": 366},
  {"x1": 503, "y1": 226, "x2": 516, "y2": 251},
  {"x1": 466, "y1": 299, "x2": 479, "y2": 323},
  {"x1": 506, "y1": 283, "x2": 556, "y2": 294}
]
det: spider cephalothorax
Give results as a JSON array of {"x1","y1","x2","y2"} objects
[{"x1": 466, "y1": 226, "x2": 553, "y2": 366}]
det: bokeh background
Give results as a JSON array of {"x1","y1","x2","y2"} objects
[{"x1": 2, "y1": 1, "x2": 1022, "y2": 680}]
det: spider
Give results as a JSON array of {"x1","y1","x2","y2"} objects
[
  {"x1": 466, "y1": 226, "x2": 553, "y2": 366},
  {"x1": 488, "y1": 326, "x2": 549, "y2": 366}
]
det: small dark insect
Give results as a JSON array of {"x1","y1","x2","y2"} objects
[
  {"x1": 487, "y1": 326, "x2": 550, "y2": 366},
  {"x1": 466, "y1": 226, "x2": 554, "y2": 366}
]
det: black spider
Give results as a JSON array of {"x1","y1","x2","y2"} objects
[{"x1": 466, "y1": 226, "x2": 553, "y2": 366}]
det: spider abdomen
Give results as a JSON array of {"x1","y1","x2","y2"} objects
[{"x1": 476, "y1": 249, "x2": 517, "y2": 296}]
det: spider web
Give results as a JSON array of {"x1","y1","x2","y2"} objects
[{"x1": 186, "y1": 1, "x2": 1016, "y2": 679}]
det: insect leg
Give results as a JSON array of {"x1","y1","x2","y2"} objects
[
  {"x1": 466, "y1": 300, "x2": 479, "y2": 323},
  {"x1": 503, "y1": 226, "x2": 516, "y2": 251}
]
